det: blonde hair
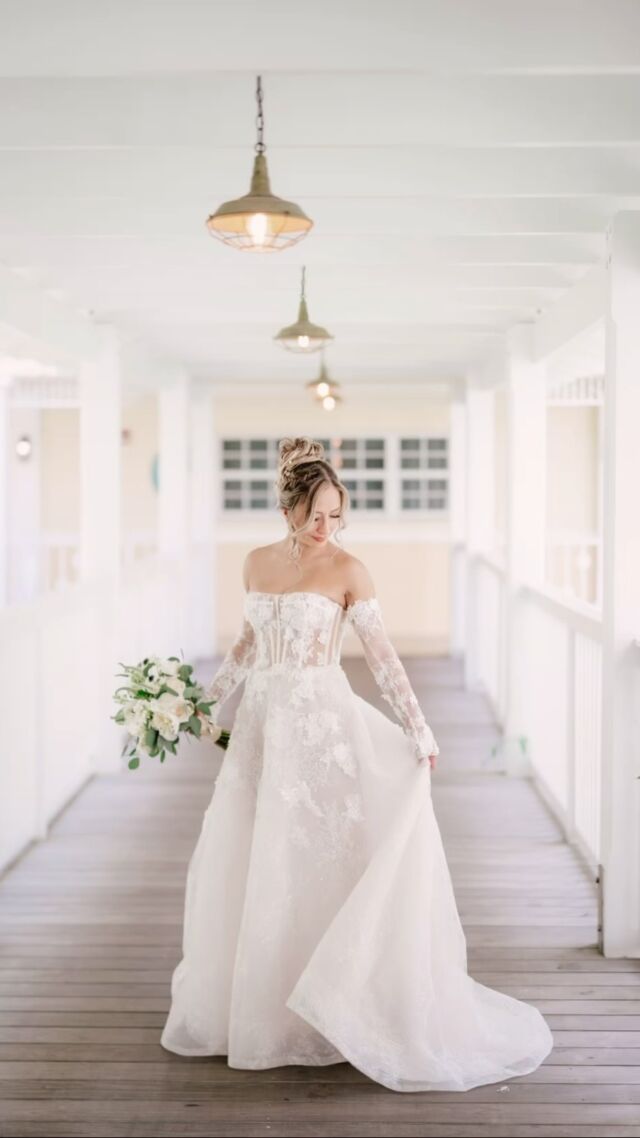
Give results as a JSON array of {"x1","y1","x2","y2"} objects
[{"x1": 275, "y1": 436, "x2": 350, "y2": 564}]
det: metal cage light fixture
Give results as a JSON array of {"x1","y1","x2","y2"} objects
[
  {"x1": 206, "y1": 75, "x2": 313, "y2": 252},
  {"x1": 275, "y1": 266, "x2": 333, "y2": 353}
]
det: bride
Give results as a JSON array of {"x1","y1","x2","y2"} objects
[{"x1": 160, "y1": 436, "x2": 554, "y2": 1092}]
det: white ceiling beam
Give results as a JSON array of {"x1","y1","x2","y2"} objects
[
  {"x1": 1, "y1": 1, "x2": 639, "y2": 76},
  {"x1": 1, "y1": 147, "x2": 638, "y2": 198},
  {"x1": 0, "y1": 233, "x2": 604, "y2": 268},
  {"x1": 2, "y1": 75, "x2": 640, "y2": 148}
]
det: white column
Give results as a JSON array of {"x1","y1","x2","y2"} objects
[
  {"x1": 449, "y1": 384, "x2": 467, "y2": 658},
  {"x1": 79, "y1": 325, "x2": 122, "y2": 583},
  {"x1": 504, "y1": 326, "x2": 547, "y2": 587},
  {"x1": 464, "y1": 381, "x2": 495, "y2": 692},
  {"x1": 78, "y1": 324, "x2": 123, "y2": 772},
  {"x1": 158, "y1": 369, "x2": 191, "y2": 653},
  {"x1": 600, "y1": 211, "x2": 640, "y2": 958},
  {"x1": 503, "y1": 326, "x2": 547, "y2": 773},
  {"x1": 188, "y1": 385, "x2": 216, "y2": 658},
  {"x1": 0, "y1": 376, "x2": 11, "y2": 607}
]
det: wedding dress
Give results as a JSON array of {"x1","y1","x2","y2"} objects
[{"x1": 160, "y1": 589, "x2": 554, "y2": 1092}]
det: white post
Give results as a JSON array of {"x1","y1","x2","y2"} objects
[
  {"x1": 600, "y1": 211, "x2": 640, "y2": 958},
  {"x1": 188, "y1": 385, "x2": 216, "y2": 659},
  {"x1": 464, "y1": 381, "x2": 495, "y2": 693},
  {"x1": 503, "y1": 326, "x2": 547, "y2": 774},
  {"x1": 0, "y1": 376, "x2": 11, "y2": 608},
  {"x1": 79, "y1": 324, "x2": 123, "y2": 771},
  {"x1": 158, "y1": 368, "x2": 191, "y2": 655},
  {"x1": 449, "y1": 385, "x2": 467, "y2": 659}
]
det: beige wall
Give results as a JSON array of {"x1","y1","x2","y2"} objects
[
  {"x1": 41, "y1": 409, "x2": 80, "y2": 531},
  {"x1": 545, "y1": 404, "x2": 601, "y2": 603},
  {"x1": 546, "y1": 405, "x2": 599, "y2": 531},
  {"x1": 39, "y1": 395, "x2": 158, "y2": 536}
]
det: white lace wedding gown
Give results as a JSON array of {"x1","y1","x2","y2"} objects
[{"x1": 160, "y1": 590, "x2": 554, "y2": 1092}]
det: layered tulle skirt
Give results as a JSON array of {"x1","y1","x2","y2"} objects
[{"x1": 160, "y1": 662, "x2": 554, "y2": 1092}]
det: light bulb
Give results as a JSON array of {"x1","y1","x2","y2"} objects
[
  {"x1": 297, "y1": 334, "x2": 310, "y2": 348},
  {"x1": 247, "y1": 212, "x2": 269, "y2": 246},
  {"x1": 323, "y1": 395, "x2": 336, "y2": 410},
  {"x1": 316, "y1": 382, "x2": 330, "y2": 397}
]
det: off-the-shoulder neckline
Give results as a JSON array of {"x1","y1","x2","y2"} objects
[{"x1": 245, "y1": 590, "x2": 378, "y2": 615}]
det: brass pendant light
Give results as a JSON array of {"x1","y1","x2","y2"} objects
[
  {"x1": 206, "y1": 75, "x2": 313, "y2": 252},
  {"x1": 275, "y1": 266, "x2": 333, "y2": 353}
]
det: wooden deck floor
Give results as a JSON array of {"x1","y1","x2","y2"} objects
[{"x1": 1, "y1": 653, "x2": 639, "y2": 1138}]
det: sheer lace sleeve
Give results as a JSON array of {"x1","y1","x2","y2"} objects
[
  {"x1": 347, "y1": 597, "x2": 440, "y2": 762},
  {"x1": 205, "y1": 615, "x2": 257, "y2": 709}
]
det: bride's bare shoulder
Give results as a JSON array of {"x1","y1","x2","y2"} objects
[
  {"x1": 242, "y1": 542, "x2": 282, "y2": 585},
  {"x1": 343, "y1": 553, "x2": 376, "y2": 605}
]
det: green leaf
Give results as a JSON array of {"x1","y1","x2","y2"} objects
[
  {"x1": 188, "y1": 714, "x2": 202, "y2": 738},
  {"x1": 128, "y1": 756, "x2": 140, "y2": 770},
  {"x1": 145, "y1": 727, "x2": 159, "y2": 749},
  {"x1": 178, "y1": 664, "x2": 193, "y2": 682},
  {"x1": 196, "y1": 701, "x2": 213, "y2": 713}
]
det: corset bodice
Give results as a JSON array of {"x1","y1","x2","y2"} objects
[{"x1": 245, "y1": 591, "x2": 348, "y2": 669}]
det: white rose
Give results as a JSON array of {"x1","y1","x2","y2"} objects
[
  {"x1": 148, "y1": 690, "x2": 193, "y2": 740},
  {"x1": 150, "y1": 709, "x2": 180, "y2": 742},
  {"x1": 162, "y1": 658, "x2": 182, "y2": 677}
]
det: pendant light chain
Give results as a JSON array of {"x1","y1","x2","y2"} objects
[{"x1": 255, "y1": 75, "x2": 265, "y2": 156}]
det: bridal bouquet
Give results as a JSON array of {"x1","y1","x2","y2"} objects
[{"x1": 112, "y1": 655, "x2": 230, "y2": 769}]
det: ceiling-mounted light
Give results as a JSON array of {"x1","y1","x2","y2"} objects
[
  {"x1": 321, "y1": 392, "x2": 342, "y2": 411},
  {"x1": 206, "y1": 75, "x2": 313, "y2": 252},
  {"x1": 275, "y1": 266, "x2": 333, "y2": 353},
  {"x1": 305, "y1": 349, "x2": 343, "y2": 410}
]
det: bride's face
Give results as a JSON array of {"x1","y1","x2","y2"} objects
[{"x1": 284, "y1": 484, "x2": 342, "y2": 550}]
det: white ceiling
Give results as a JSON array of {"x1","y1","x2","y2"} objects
[{"x1": 0, "y1": 0, "x2": 637, "y2": 389}]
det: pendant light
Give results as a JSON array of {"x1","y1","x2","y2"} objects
[
  {"x1": 305, "y1": 349, "x2": 343, "y2": 410},
  {"x1": 275, "y1": 266, "x2": 333, "y2": 352},
  {"x1": 206, "y1": 75, "x2": 313, "y2": 252}
]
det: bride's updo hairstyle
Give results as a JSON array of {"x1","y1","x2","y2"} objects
[{"x1": 276, "y1": 436, "x2": 350, "y2": 563}]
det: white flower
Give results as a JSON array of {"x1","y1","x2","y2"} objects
[
  {"x1": 162, "y1": 658, "x2": 182, "y2": 677},
  {"x1": 145, "y1": 657, "x2": 166, "y2": 684},
  {"x1": 150, "y1": 708, "x2": 180, "y2": 742},
  {"x1": 123, "y1": 701, "x2": 150, "y2": 734},
  {"x1": 163, "y1": 675, "x2": 186, "y2": 698}
]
